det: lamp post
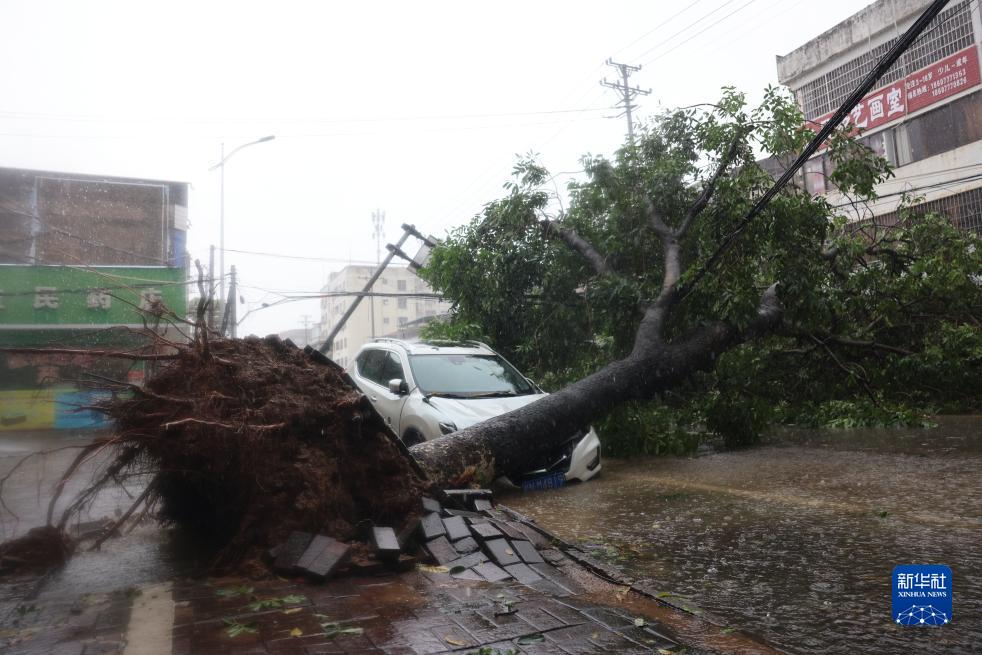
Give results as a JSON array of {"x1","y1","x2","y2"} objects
[{"x1": 209, "y1": 135, "x2": 275, "y2": 304}]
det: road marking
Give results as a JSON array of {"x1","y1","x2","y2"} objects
[{"x1": 123, "y1": 582, "x2": 174, "y2": 655}]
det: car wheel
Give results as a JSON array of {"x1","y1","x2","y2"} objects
[{"x1": 402, "y1": 429, "x2": 425, "y2": 447}]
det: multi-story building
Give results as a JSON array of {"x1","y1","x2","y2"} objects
[
  {"x1": 319, "y1": 265, "x2": 450, "y2": 368},
  {"x1": 0, "y1": 166, "x2": 189, "y2": 431},
  {"x1": 776, "y1": 0, "x2": 982, "y2": 232}
]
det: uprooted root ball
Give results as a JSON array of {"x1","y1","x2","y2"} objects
[{"x1": 102, "y1": 336, "x2": 427, "y2": 571}]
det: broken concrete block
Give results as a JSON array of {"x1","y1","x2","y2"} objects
[
  {"x1": 504, "y1": 562, "x2": 543, "y2": 585},
  {"x1": 371, "y1": 527, "x2": 401, "y2": 560},
  {"x1": 421, "y1": 496, "x2": 442, "y2": 514},
  {"x1": 419, "y1": 512, "x2": 446, "y2": 540},
  {"x1": 442, "y1": 516, "x2": 470, "y2": 541},
  {"x1": 452, "y1": 536, "x2": 479, "y2": 554},
  {"x1": 273, "y1": 531, "x2": 314, "y2": 574},
  {"x1": 296, "y1": 535, "x2": 350, "y2": 581},
  {"x1": 484, "y1": 538, "x2": 521, "y2": 566},
  {"x1": 511, "y1": 539, "x2": 545, "y2": 564},
  {"x1": 424, "y1": 536, "x2": 458, "y2": 565}
]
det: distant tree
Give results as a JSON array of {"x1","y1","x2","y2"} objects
[{"x1": 411, "y1": 88, "x2": 982, "y2": 482}]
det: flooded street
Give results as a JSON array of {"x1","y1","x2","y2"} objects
[
  {"x1": 505, "y1": 417, "x2": 982, "y2": 654},
  {"x1": 0, "y1": 430, "x2": 197, "y2": 623}
]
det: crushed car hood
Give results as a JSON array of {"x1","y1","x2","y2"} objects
[{"x1": 425, "y1": 393, "x2": 546, "y2": 429}]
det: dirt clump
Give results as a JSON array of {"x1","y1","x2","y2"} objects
[{"x1": 82, "y1": 335, "x2": 426, "y2": 572}]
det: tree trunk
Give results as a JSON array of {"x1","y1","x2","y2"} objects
[{"x1": 410, "y1": 313, "x2": 774, "y2": 487}]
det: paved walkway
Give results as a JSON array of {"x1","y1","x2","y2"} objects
[{"x1": 1, "y1": 510, "x2": 784, "y2": 655}]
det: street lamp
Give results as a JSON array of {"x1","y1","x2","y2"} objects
[{"x1": 208, "y1": 135, "x2": 275, "y2": 303}]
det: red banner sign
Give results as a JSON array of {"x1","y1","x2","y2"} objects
[{"x1": 809, "y1": 45, "x2": 981, "y2": 133}]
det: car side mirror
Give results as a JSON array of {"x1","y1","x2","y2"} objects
[{"x1": 388, "y1": 379, "x2": 409, "y2": 395}]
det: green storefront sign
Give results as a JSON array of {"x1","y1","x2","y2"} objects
[{"x1": 0, "y1": 265, "x2": 187, "y2": 337}]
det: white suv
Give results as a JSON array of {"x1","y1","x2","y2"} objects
[{"x1": 348, "y1": 339, "x2": 602, "y2": 483}]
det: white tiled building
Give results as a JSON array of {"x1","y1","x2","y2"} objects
[
  {"x1": 776, "y1": 0, "x2": 982, "y2": 232},
  {"x1": 319, "y1": 265, "x2": 450, "y2": 368}
]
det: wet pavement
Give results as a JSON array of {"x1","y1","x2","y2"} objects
[
  {"x1": 0, "y1": 428, "x2": 779, "y2": 654},
  {"x1": 504, "y1": 416, "x2": 982, "y2": 654}
]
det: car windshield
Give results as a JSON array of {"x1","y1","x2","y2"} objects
[{"x1": 408, "y1": 353, "x2": 535, "y2": 397}]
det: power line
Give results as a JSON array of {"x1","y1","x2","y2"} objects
[
  {"x1": 612, "y1": 0, "x2": 708, "y2": 59},
  {"x1": 639, "y1": 0, "x2": 761, "y2": 66},
  {"x1": 632, "y1": 0, "x2": 742, "y2": 62},
  {"x1": 221, "y1": 247, "x2": 376, "y2": 265}
]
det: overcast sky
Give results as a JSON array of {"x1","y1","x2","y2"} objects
[{"x1": 0, "y1": 0, "x2": 864, "y2": 338}]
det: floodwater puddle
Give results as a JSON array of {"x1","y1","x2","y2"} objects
[{"x1": 504, "y1": 417, "x2": 982, "y2": 654}]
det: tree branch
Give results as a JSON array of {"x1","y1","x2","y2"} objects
[
  {"x1": 539, "y1": 218, "x2": 611, "y2": 276},
  {"x1": 677, "y1": 135, "x2": 742, "y2": 237}
]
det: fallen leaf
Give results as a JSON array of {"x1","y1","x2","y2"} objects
[
  {"x1": 289, "y1": 628, "x2": 303, "y2": 638},
  {"x1": 282, "y1": 608, "x2": 302, "y2": 615},
  {"x1": 417, "y1": 564, "x2": 449, "y2": 573},
  {"x1": 517, "y1": 634, "x2": 545, "y2": 645},
  {"x1": 634, "y1": 617, "x2": 646, "y2": 627},
  {"x1": 444, "y1": 635, "x2": 466, "y2": 646}
]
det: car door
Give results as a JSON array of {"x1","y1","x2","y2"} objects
[{"x1": 360, "y1": 349, "x2": 409, "y2": 432}]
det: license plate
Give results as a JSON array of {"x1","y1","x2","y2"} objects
[{"x1": 521, "y1": 470, "x2": 566, "y2": 491}]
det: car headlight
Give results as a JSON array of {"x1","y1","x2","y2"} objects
[{"x1": 438, "y1": 421, "x2": 458, "y2": 435}]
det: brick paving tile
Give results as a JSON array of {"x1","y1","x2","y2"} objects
[
  {"x1": 525, "y1": 577, "x2": 576, "y2": 598},
  {"x1": 468, "y1": 522, "x2": 501, "y2": 540},
  {"x1": 511, "y1": 604, "x2": 567, "y2": 632},
  {"x1": 472, "y1": 562, "x2": 510, "y2": 583},
  {"x1": 483, "y1": 539, "x2": 521, "y2": 567},
  {"x1": 580, "y1": 606, "x2": 639, "y2": 630},
  {"x1": 536, "y1": 597, "x2": 591, "y2": 625},
  {"x1": 449, "y1": 537, "x2": 478, "y2": 555},
  {"x1": 545, "y1": 622, "x2": 652, "y2": 654},
  {"x1": 529, "y1": 563, "x2": 584, "y2": 594},
  {"x1": 503, "y1": 563, "x2": 542, "y2": 585},
  {"x1": 418, "y1": 513, "x2": 446, "y2": 541},
  {"x1": 511, "y1": 539, "x2": 545, "y2": 564},
  {"x1": 422, "y1": 536, "x2": 458, "y2": 565},
  {"x1": 420, "y1": 497, "x2": 441, "y2": 514},
  {"x1": 440, "y1": 516, "x2": 470, "y2": 542}
]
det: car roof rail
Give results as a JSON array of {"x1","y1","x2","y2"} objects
[
  {"x1": 463, "y1": 340, "x2": 492, "y2": 350},
  {"x1": 371, "y1": 337, "x2": 410, "y2": 347}
]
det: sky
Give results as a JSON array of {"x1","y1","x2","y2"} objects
[{"x1": 0, "y1": 0, "x2": 865, "y2": 338}]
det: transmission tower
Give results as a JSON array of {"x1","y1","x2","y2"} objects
[{"x1": 600, "y1": 59, "x2": 651, "y2": 145}]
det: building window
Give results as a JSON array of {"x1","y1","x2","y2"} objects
[
  {"x1": 383, "y1": 317, "x2": 390, "y2": 325},
  {"x1": 397, "y1": 298, "x2": 407, "y2": 309},
  {"x1": 398, "y1": 316, "x2": 408, "y2": 326},
  {"x1": 795, "y1": 1, "x2": 974, "y2": 119},
  {"x1": 397, "y1": 279, "x2": 407, "y2": 291}
]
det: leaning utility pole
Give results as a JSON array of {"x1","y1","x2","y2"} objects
[
  {"x1": 370, "y1": 209, "x2": 385, "y2": 339},
  {"x1": 600, "y1": 59, "x2": 651, "y2": 145}
]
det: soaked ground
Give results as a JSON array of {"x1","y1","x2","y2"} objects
[
  {"x1": 0, "y1": 429, "x2": 197, "y2": 619},
  {"x1": 505, "y1": 416, "x2": 982, "y2": 655}
]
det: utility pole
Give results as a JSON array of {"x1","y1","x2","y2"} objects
[
  {"x1": 600, "y1": 59, "x2": 651, "y2": 145},
  {"x1": 370, "y1": 209, "x2": 385, "y2": 339},
  {"x1": 221, "y1": 265, "x2": 238, "y2": 339},
  {"x1": 300, "y1": 314, "x2": 312, "y2": 346},
  {"x1": 208, "y1": 244, "x2": 216, "y2": 330}
]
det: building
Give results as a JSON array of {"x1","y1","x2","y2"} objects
[
  {"x1": 776, "y1": 0, "x2": 982, "y2": 232},
  {"x1": 319, "y1": 265, "x2": 450, "y2": 368},
  {"x1": 0, "y1": 166, "x2": 189, "y2": 431}
]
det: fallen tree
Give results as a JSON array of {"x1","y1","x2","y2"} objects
[{"x1": 412, "y1": 95, "x2": 980, "y2": 479}]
